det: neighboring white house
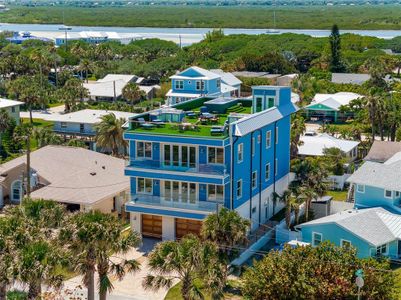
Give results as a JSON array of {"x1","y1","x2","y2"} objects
[
  {"x1": 84, "y1": 74, "x2": 160, "y2": 101},
  {"x1": 298, "y1": 132, "x2": 359, "y2": 161},
  {"x1": 47, "y1": 109, "x2": 136, "y2": 151},
  {"x1": 0, "y1": 146, "x2": 130, "y2": 215},
  {"x1": 0, "y1": 98, "x2": 23, "y2": 125},
  {"x1": 209, "y1": 68, "x2": 242, "y2": 96}
]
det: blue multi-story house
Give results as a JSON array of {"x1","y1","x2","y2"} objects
[
  {"x1": 166, "y1": 66, "x2": 241, "y2": 106},
  {"x1": 124, "y1": 86, "x2": 297, "y2": 240}
]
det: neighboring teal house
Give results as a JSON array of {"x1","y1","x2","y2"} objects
[
  {"x1": 304, "y1": 92, "x2": 362, "y2": 123},
  {"x1": 296, "y1": 207, "x2": 401, "y2": 259},
  {"x1": 0, "y1": 98, "x2": 23, "y2": 125},
  {"x1": 166, "y1": 66, "x2": 241, "y2": 105},
  {"x1": 347, "y1": 151, "x2": 401, "y2": 214}
]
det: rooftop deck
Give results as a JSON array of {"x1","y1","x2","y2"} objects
[{"x1": 127, "y1": 97, "x2": 252, "y2": 138}]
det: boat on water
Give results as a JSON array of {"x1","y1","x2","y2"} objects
[{"x1": 266, "y1": 10, "x2": 280, "y2": 34}]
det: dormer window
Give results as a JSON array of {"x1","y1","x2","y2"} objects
[
  {"x1": 216, "y1": 79, "x2": 221, "y2": 88},
  {"x1": 175, "y1": 80, "x2": 184, "y2": 90}
]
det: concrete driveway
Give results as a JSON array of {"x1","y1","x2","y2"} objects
[
  {"x1": 57, "y1": 238, "x2": 173, "y2": 300},
  {"x1": 20, "y1": 104, "x2": 65, "y2": 120}
]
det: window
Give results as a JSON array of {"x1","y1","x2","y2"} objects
[
  {"x1": 265, "y1": 197, "x2": 270, "y2": 219},
  {"x1": 216, "y1": 79, "x2": 221, "y2": 89},
  {"x1": 11, "y1": 106, "x2": 15, "y2": 113},
  {"x1": 275, "y1": 158, "x2": 278, "y2": 176},
  {"x1": 207, "y1": 184, "x2": 224, "y2": 201},
  {"x1": 385, "y1": 190, "x2": 392, "y2": 198},
  {"x1": 252, "y1": 171, "x2": 257, "y2": 190},
  {"x1": 267, "y1": 97, "x2": 275, "y2": 108},
  {"x1": 175, "y1": 80, "x2": 183, "y2": 90},
  {"x1": 341, "y1": 239, "x2": 351, "y2": 249},
  {"x1": 137, "y1": 178, "x2": 152, "y2": 194},
  {"x1": 11, "y1": 180, "x2": 22, "y2": 202},
  {"x1": 164, "y1": 181, "x2": 196, "y2": 204},
  {"x1": 208, "y1": 147, "x2": 224, "y2": 164},
  {"x1": 275, "y1": 127, "x2": 278, "y2": 144},
  {"x1": 376, "y1": 244, "x2": 387, "y2": 256},
  {"x1": 196, "y1": 80, "x2": 205, "y2": 91},
  {"x1": 257, "y1": 135, "x2": 261, "y2": 144},
  {"x1": 61, "y1": 122, "x2": 67, "y2": 129},
  {"x1": 396, "y1": 191, "x2": 400, "y2": 198},
  {"x1": 163, "y1": 144, "x2": 196, "y2": 168},
  {"x1": 137, "y1": 141, "x2": 152, "y2": 159},
  {"x1": 356, "y1": 184, "x2": 365, "y2": 193},
  {"x1": 265, "y1": 163, "x2": 270, "y2": 181},
  {"x1": 252, "y1": 206, "x2": 257, "y2": 214},
  {"x1": 312, "y1": 232, "x2": 322, "y2": 246},
  {"x1": 237, "y1": 143, "x2": 243, "y2": 163},
  {"x1": 266, "y1": 131, "x2": 271, "y2": 149},
  {"x1": 252, "y1": 137, "x2": 255, "y2": 156},
  {"x1": 80, "y1": 123, "x2": 85, "y2": 133},
  {"x1": 236, "y1": 180, "x2": 242, "y2": 199}
]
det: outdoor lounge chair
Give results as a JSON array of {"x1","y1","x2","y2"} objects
[{"x1": 210, "y1": 125, "x2": 226, "y2": 135}]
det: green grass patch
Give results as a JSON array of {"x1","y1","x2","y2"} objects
[
  {"x1": 7, "y1": 291, "x2": 28, "y2": 300},
  {"x1": 326, "y1": 190, "x2": 348, "y2": 202},
  {"x1": 47, "y1": 102, "x2": 64, "y2": 108},
  {"x1": 131, "y1": 123, "x2": 228, "y2": 139},
  {"x1": 21, "y1": 118, "x2": 54, "y2": 128},
  {"x1": 165, "y1": 280, "x2": 241, "y2": 300}
]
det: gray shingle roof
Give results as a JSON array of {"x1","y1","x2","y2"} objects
[
  {"x1": 364, "y1": 141, "x2": 401, "y2": 163},
  {"x1": 298, "y1": 207, "x2": 401, "y2": 246},
  {"x1": 347, "y1": 152, "x2": 401, "y2": 191}
]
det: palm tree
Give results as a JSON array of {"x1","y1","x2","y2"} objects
[
  {"x1": 0, "y1": 109, "x2": 12, "y2": 133},
  {"x1": 201, "y1": 207, "x2": 250, "y2": 259},
  {"x1": 58, "y1": 78, "x2": 89, "y2": 112},
  {"x1": 143, "y1": 235, "x2": 225, "y2": 300},
  {"x1": 290, "y1": 113, "x2": 306, "y2": 158},
  {"x1": 60, "y1": 211, "x2": 141, "y2": 300},
  {"x1": 78, "y1": 58, "x2": 94, "y2": 82},
  {"x1": 32, "y1": 127, "x2": 62, "y2": 148},
  {"x1": 122, "y1": 82, "x2": 144, "y2": 106},
  {"x1": 0, "y1": 217, "x2": 16, "y2": 299},
  {"x1": 94, "y1": 113, "x2": 128, "y2": 156},
  {"x1": 13, "y1": 123, "x2": 33, "y2": 197},
  {"x1": 30, "y1": 48, "x2": 51, "y2": 89},
  {"x1": 4, "y1": 199, "x2": 67, "y2": 299},
  {"x1": 48, "y1": 45, "x2": 61, "y2": 87},
  {"x1": 297, "y1": 186, "x2": 317, "y2": 222}
]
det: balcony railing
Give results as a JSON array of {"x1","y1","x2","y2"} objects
[
  {"x1": 128, "y1": 194, "x2": 222, "y2": 213},
  {"x1": 125, "y1": 159, "x2": 228, "y2": 176}
]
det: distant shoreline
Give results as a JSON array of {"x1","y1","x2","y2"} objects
[{"x1": 1, "y1": 5, "x2": 401, "y2": 30}]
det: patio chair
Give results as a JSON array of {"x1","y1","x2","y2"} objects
[{"x1": 210, "y1": 125, "x2": 226, "y2": 135}]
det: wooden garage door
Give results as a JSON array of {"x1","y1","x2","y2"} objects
[
  {"x1": 141, "y1": 214, "x2": 162, "y2": 238},
  {"x1": 175, "y1": 218, "x2": 203, "y2": 240}
]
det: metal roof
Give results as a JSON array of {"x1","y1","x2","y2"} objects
[
  {"x1": 233, "y1": 102, "x2": 298, "y2": 136},
  {"x1": 47, "y1": 109, "x2": 136, "y2": 124},
  {"x1": 306, "y1": 92, "x2": 363, "y2": 111},
  {"x1": 0, "y1": 98, "x2": 23, "y2": 109},
  {"x1": 298, "y1": 133, "x2": 359, "y2": 156}
]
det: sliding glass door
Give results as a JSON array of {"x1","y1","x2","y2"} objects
[
  {"x1": 163, "y1": 144, "x2": 196, "y2": 169},
  {"x1": 163, "y1": 181, "x2": 197, "y2": 204}
]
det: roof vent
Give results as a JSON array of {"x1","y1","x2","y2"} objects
[
  {"x1": 90, "y1": 172, "x2": 96, "y2": 176},
  {"x1": 102, "y1": 166, "x2": 106, "y2": 169}
]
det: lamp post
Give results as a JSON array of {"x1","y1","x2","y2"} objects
[{"x1": 59, "y1": 25, "x2": 72, "y2": 50}]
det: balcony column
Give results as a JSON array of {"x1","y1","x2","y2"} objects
[
  {"x1": 130, "y1": 212, "x2": 141, "y2": 234},
  {"x1": 162, "y1": 216, "x2": 175, "y2": 241}
]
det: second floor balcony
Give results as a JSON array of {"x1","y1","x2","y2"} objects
[
  {"x1": 126, "y1": 159, "x2": 228, "y2": 176},
  {"x1": 128, "y1": 193, "x2": 223, "y2": 214}
]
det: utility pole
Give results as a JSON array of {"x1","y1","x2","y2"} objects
[
  {"x1": 113, "y1": 80, "x2": 116, "y2": 102},
  {"x1": 25, "y1": 132, "x2": 31, "y2": 198}
]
